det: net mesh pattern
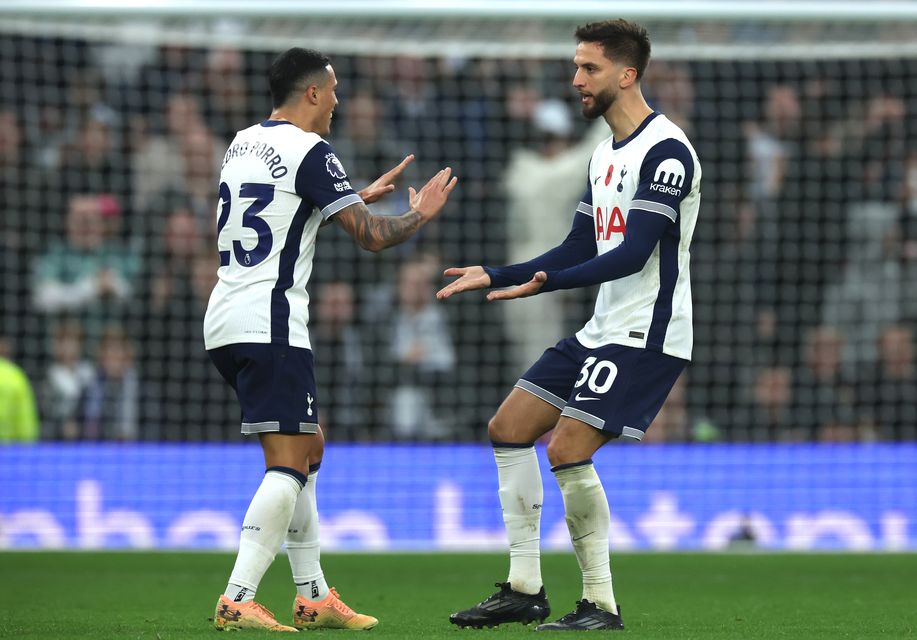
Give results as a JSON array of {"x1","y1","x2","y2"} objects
[{"x1": 1, "y1": 15, "x2": 916, "y2": 443}]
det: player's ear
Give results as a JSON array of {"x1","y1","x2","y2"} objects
[{"x1": 619, "y1": 66, "x2": 638, "y2": 89}]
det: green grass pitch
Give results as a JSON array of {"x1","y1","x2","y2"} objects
[{"x1": 1, "y1": 552, "x2": 915, "y2": 638}]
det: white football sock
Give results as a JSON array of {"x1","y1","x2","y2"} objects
[
  {"x1": 224, "y1": 468, "x2": 304, "y2": 603},
  {"x1": 286, "y1": 466, "x2": 329, "y2": 601},
  {"x1": 494, "y1": 445, "x2": 543, "y2": 595},
  {"x1": 554, "y1": 461, "x2": 618, "y2": 615}
]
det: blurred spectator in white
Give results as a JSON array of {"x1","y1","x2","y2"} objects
[
  {"x1": 502, "y1": 99, "x2": 607, "y2": 373},
  {"x1": 794, "y1": 326, "x2": 858, "y2": 441},
  {"x1": 42, "y1": 320, "x2": 94, "y2": 440},
  {"x1": 390, "y1": 254, "x2": 456, "y2": 439},
  {"x1": 821, "y1": 216, "x2": 904, "y2": 372},
  {"x1": 0, "y1": 336, "x2": 40, "y2": 443},
  {"x1": 313, "y1": 281, "x2": 369, "y2": 439},
  {"x1": 740, "y1": 86, "x2": 798, "y2": 347},
  {"x1": 857, "y1": 325, "x2": 917, "y2": 440},
  {"x1": 745, "y1": 85, "x2": 800, "y2": 204},
  {"x1": 742, "y1": 85, "x2": 802, "y2": 327},
  {"x1": 33, "y1": 194, "x2": 140, "y2": 342},
  {"x1": 131, "y1": 93, "x2": 223, "y2": 218},
  {"x1": 804, "y1": 91, "x2": 909, "y2": 373},
  {"x1": 75, "y1": 326, "x2": 139, "y2": 440}
]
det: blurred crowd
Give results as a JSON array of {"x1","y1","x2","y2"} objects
[{"x1": 0, "y1": 37, "x2": 915, "y2": 443}]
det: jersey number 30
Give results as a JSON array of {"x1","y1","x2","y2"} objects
[
  {"x1": 217, "y1": 181, "x2": 275, "y2": 267},
  {"x1": 574, "y1": 357, "x2": 619, "y2": 394}
]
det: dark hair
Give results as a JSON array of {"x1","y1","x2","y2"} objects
[
  {"x1": 575, "y1": 19, "x2": 651, "y2": 80},
  {"x1": 268, "y1": 47, "x2": 331, "y2": 108}
]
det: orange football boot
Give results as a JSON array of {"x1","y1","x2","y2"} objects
[
  {"x1": 214, "y1": 595, "x2": 298, "y2": 632},
  {"x1": 292, "y1": 588, "x2": 378, "y2": 630}
]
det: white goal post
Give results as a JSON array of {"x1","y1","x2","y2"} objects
[{"x1": 2, "y1": 1, "x2": 917, "y2": 59}]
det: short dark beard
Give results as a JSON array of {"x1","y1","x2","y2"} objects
[{"x1": 581, "y1": 86, "x2": 616, "y2": 119}]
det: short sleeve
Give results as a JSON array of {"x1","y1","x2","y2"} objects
[
  {"x1": 631, "y1": 138, "x2": 695, "y2": 222},
  {"x1": 576, "y1": 166, "x2": 594, "y2": 216},
  {"x1": 294, "y1": 141, "x2": 363, "y2": 219}
]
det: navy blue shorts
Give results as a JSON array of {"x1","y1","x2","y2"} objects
[
  {"x1": 208, "y1": 343, "x2": 319, "y2": 435},
  {"x1": 516, "y1": 336, "x2": 687, "y2": 440}
]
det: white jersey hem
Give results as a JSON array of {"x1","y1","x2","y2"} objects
[
  {"x1": 573, "y1": 331, "x2": 691, "y2": 361},
  {"x1": 204, "y1": 334, "x2": 313, "y2": 351}
]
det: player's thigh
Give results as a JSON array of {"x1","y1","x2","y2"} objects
[
  {"x1": 490, "y1": 336, "x2": 588, "y2": 444},
  {"x1": 259, "y1": 430, "x2": 323, "y2": 474},
  {"x1": 546, "y1": 416, "x2": 614, "y2": 467},
  {"x1": 488, "y1": 387, "x2": 562, "y2": 444}
]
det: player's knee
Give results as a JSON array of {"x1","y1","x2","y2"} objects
[
  {"x1": 488, "y1": 413, "x2": 521, "y2": 443},
  {"x1": 546, "y1": 437, "x2": 577, "y2": 468},
  {"x1": 486, "y1": 415, "x2": 504, "y2": 441}
]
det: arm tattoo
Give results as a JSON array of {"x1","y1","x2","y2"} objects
[{"x1": 334, "y1": 202, "x2": 424, "y2": 252}]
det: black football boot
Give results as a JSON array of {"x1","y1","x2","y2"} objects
[
  {"x1": 536, "y1": 599, "x2": 624, "y2": 631},
  {"x1": 449, "y1": 582, "x2": 551, "y2": 628}
]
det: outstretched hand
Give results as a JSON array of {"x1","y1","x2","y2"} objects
[
  {"x1": 359, "y1": 154, "x2": 414, "y2": 204},
  {"x1": 436, "y1": 265, "x2": 491, "y2": 300},
  {"x1": 486, "y1": 271, "x2": 547, "y2": 301},
  {"x1": 409, "y1": 167, "x2": 458, "y2": 221}
]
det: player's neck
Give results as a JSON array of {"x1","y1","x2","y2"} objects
[
  {"x1": 268, "y1": 109, "x2": 312, "y2": 133},
  {"x1": 604, "y1": 93, "x2": 654, "y2": 143}
]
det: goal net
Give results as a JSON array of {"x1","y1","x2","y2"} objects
[{"x1": 2, "y1": 2, "x2": 915, "y2": 443}]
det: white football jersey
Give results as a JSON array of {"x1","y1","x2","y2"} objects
[
  {"x1": 203, "y1": 120, "x2": 362, "y2": 350},
  {"x1": 576, "y1": 112, "x2": 701, "y2": 360}
]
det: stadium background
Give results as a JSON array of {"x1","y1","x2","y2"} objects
[{"x1": 0, "y1": 1, "x2": 915, "y2": 552}]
